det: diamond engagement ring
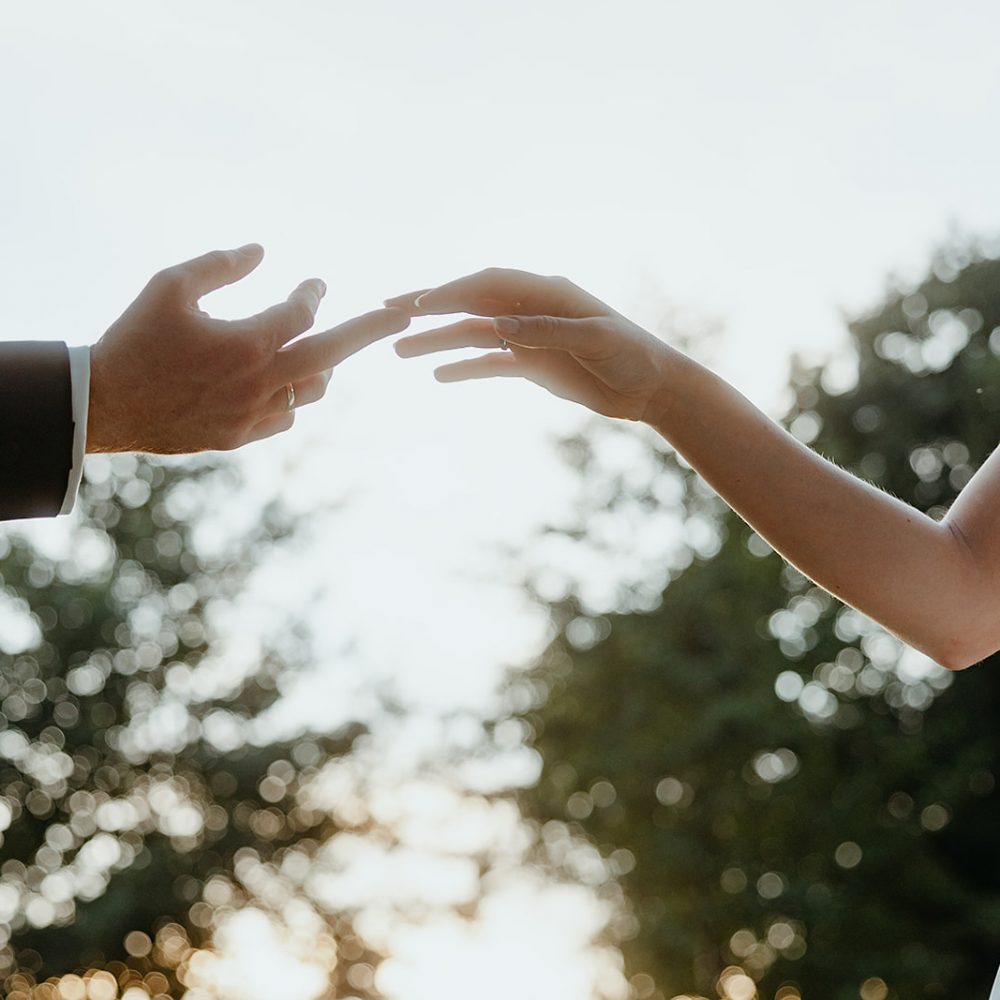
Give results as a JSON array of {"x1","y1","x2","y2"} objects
[
  {"x1": 285, "y1": 383, "x2": 296, "y2": 410},
  {"x1": 499, "y1": 339, "x2": 510, "y2": 350}
]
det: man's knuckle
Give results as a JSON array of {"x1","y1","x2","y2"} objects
[
  {"x1": 233, "y1": 333, "x2": 271, "y2": 369},
  {"x1": 148, "y1": 266, "x2": 182, "y2": 294}
]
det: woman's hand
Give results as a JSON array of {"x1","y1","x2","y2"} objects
[
  {"x1": 387, "y1": 268, "x2": 674, "y2": 422},
  {"x1": 389, "y1": 267, "x2": 1000, "y2": 671}
]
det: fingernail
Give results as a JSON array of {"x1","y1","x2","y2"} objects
[
  {"x1": 494, "y1": 317, "x2": 519, "y2": 334},
  {"x1": 237, "y1": 242, "x2": 263, "y2": 255},
  {"x1": 317, "y1": 279, "x2": 327, "y2": 296}
]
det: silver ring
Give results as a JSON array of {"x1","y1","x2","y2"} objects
[
  {"x1": 285, "y1": 383, "x2": 296, "y2": 410},
  {"x1": 499, "y1": 339, "x2": 510, "y2": 351}
]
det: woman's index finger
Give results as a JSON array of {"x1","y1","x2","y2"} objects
[{"x1": 412, "y1": 268, "x2": 609, "y2": 319}]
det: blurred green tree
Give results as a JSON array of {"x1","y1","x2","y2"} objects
[
  {"x1": 0, "y1": 457, "x2": 382, "y2": 999},
  {"x1": 511, "y1": 245, "x2": 1000, "y2": 1000}
]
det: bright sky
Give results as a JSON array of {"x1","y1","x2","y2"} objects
[{"x1": 4, "y1": 1, "x2": 1000, "y2": 997}]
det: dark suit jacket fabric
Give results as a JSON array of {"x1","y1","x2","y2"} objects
[{"x1": 0, "y1": 341, "x2": 73, "y2": 520}]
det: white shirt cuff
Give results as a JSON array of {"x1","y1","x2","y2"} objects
[{"x1": 59, "y1": 346, "x2": 90, "y2": 515}]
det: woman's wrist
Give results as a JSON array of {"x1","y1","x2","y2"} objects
[{"x1": 639, "y1": 343, "x2": 693, "y2": 432}]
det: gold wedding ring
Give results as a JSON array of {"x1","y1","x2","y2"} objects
[{"x1": 285, "y1": 383, "x2": 296, "y2": 411}]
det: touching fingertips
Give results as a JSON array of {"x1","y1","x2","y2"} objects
[
  {"x1": 384, "y1": 307, "x2": 412, "y2": 333},
  {"x1": 381, "y1": 289, "x2": 433, "y2": 316}
]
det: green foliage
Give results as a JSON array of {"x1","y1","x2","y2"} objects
[
  {"x1": 0, "y1": 457, "x2": 380, "y2": 999},
  {"x1": 515, "y1": 246, "x2": 1000, "y2": 1000}
]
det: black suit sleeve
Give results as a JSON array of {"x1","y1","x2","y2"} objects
[{"x1": 0, "y1": 341, "x2": 74, "y2": 520}]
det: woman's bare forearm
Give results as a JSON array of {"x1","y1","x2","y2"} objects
[{"x1": 643, "y1": 348, "x2": 994, "y2": 670}]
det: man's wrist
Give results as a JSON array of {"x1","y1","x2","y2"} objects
[{"x1": 86, "y1": 343, "x2": 117, "y2": 453}]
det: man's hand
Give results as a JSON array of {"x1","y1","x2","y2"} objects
[
  {"x1": 88, "y1": 244, "x2": 410, "y2": 453},
  {"x1": 387, "y1": 267, "x2": 674, "y2": 422}
]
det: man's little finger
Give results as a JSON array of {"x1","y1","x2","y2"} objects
[{"x1": 245, "y1": 411, "x2": 296, "y2": 445}]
